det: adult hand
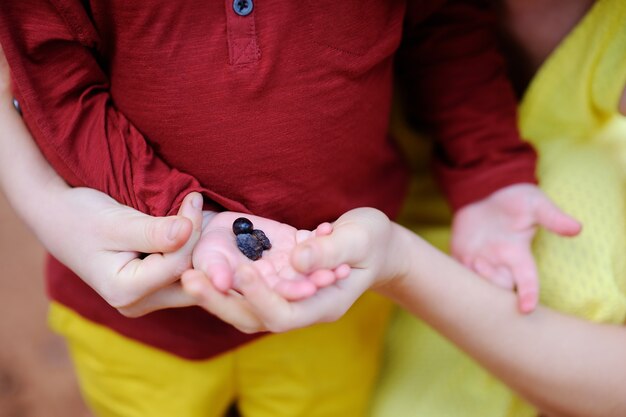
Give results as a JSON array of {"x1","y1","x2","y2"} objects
[{"x1": 451, "y1": 183, "x2": 581, "y2": 313}]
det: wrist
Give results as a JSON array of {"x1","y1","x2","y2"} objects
[{"x1": 374, "y1": 223, "x2": 413, "y2": 292}]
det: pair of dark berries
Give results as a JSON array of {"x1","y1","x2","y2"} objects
[{"x1": 232, "y1": 217, "x2": 272, "y2": 261}]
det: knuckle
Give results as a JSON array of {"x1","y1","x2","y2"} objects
[
  {"x1": 322, "y1": 308, "x2": 345, "y2": 324},
  {"x1": 237, "y1": 324, "x2": 263, "y2": 334},
  {"x1": 265, "y1": 319, "x2": 289, "y2": 333},
  {"x1": 348, "y1": 226, "x2": 372, "y2": 249},
  {"x1": 103, "y1": 285, "x2": 138, "y2": 310},
  {"x1": 117, "y1": 306, "x2": 144, "y2": 318},
  {"x1": 143, "y1": 220, "x2": 161, "y2": 247}
]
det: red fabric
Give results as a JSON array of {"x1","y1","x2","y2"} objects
[
  {"x1": 0, "y1": 0, "x2": 535, "y2": 359},
  {"x1": 399, "y1": 0, "x2": 537, "y2": 210}
]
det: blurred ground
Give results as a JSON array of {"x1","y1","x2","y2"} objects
[{"x1": 0, "y1": 192, "x2": 91, "y2": 417}]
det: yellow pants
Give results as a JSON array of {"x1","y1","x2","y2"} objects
[
  {"x1": 371, "y1": 116, "x2": 626, "y2": 416},
  {"x1": 50, "y1": 291, "x2": 391, "y2": 417}
]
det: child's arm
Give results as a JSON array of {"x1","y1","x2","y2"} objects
[
  {"x1": 400, "y1": 1, "x2": 581, "y2": 313},
  {"x1": 182, "y1": 208, "x2": 392, "y2": 332},
  {"x1": 400, "y1": 0, "x2": 538, "y2": 211},
  {"x1": 0, "y1": 2, "x2": 241, "y2": 217},
  {"x1": 380, "y1": 228, "x2": 626, "y2": 417},
  {"x1": 451, "y1": 183, "x2": 581, "y2": 313},
  {"x1": 190, "y1": 207, "x2": 626, "y2": 416},
  {"x1": 0, "y1": 49, "x2": 205, "y2": 317},
  {"x1": 0, "y1": 18, "x2": 323, "y2": 307},
  {"x1": 187, "y1": 211, "x2": 349, "y2": 303},
  {"x1": 299, "y1": 211, "x2": 626, "y2": 416}
]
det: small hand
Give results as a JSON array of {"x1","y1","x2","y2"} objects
[
  {"x1": 180, "y1": 208, "x2": 391, "y2": 334},
  {"x1": 451, "y1": 183, "x2": 581, "y2": 313},
  {"x1": 189, "y1": 212, "x2": 346, "y2": 301}
]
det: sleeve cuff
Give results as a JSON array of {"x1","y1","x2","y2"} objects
[{"x1": 436, "y1": 157, "x2": 538, "y2": 212}]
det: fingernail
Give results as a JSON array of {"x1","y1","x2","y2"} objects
[
  {"x1": 191, "y1": 194, "x2": 203, "y2": 209},
  {"x1": 168, "y1": 219, "x2": 184, "y2": 241}
]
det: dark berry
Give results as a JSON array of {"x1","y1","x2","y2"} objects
[
  {"x1": 232, "y1": 217, "x2": 254, "y2": 235},
  {"x1": 252, "y1": 229, "x2": 272, "y2": 250},
  {"x1": 236, "y1": 233, "x2": 264, "y2": 260}
]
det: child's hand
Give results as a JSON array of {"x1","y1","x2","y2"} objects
[
  {"x1": 451, "y1": 183, "x2": 581, "y2": 313},
  {"x1": 188, "y1": 212, "x2": 347, "y2": 301},
  {"x1": 180, "y1": 207, "x2": 394, "y2": 333},
  {"x1": 40, "y1": 189, "x2": 204, "y2": 317},
  {"x1": 291, "y1": 208, "x2": 399, "y2": 287}
]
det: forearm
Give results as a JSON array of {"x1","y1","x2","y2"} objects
[
  {"x1": 0, "y1": 92, "x2": 67, "y2": 231},
  {"x1": 381, "y1": 225, "x2": 626, "y2": 417},
  {"x1": 401, "y1": 0, "x2": 537, "y2": 210},
  {"x1": 0, "y1": 2, "x2": 215, "y2": 216}
]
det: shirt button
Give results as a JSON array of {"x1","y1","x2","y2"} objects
[
  {"x1": 233, "y1": 0, "x2": 253, "y2": 16},
  {"x1": 12, "y1": 98, "x2": 21, "y2": 115}
]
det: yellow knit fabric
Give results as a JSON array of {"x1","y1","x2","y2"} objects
[
  {"x1": 520, "y1": 0, "x2": 626, "y2": 324},
  {"x1": 372, "y1": 1, "x2": 626, "y2": 416}
]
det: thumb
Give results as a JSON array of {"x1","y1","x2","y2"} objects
[
  {"x1": 108, "y1": 193, "x2": 202, "y2": 254},
  {"x1": 291, "y1": 222, "x2": 370, "y2": 274},
  {"x1": 534, "y1": 198, "x2": 582, "y2": 237},
  {"x1": 109, "y1": 214, "x2": 191, "y2": 254}
]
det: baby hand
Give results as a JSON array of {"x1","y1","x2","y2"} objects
[
  {"x1": 451, "y1": 184, "x2": 581, "y2": 313},
  {"x1": 187, "y1": 212, "x2": 347, "y2": 301},
  {"x1": 180, "y1": 208, "x2": 390, "y2": 334}
]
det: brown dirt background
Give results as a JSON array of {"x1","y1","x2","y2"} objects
[{"x1": 0, "y1": 192, "x2": 92, "y2": 417}]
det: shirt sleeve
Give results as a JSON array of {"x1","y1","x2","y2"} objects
[
  {"x1": 398, "y1": 0, "x2": 537, "y2": 212},
  {"x1": 0, "y1": 0, "x2": 247, "y2": 216}
]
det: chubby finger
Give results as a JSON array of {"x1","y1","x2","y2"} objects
[
  {"x1": 492, "y1": 266, "x2": 515, "y2": 291},
  {"x1": 195, "y1": 249, "x2": 235, "y2": 292},
  {"x1": 473, "y1": 258, "x2": 515, "y2": 290},
  {"x1": 334, "y1": 264, "x2": 351, "y2": 280},
  {"x1": 309, "y1": 269, "x2": 338, "y2": 287},
  {"x1": 236, "y1": 265, "x2": 370, "y2": 332},
  {"x1": 534, "y1": 198, "x2": 582, "y2": 237},
  {"x1": 315, "y1": 222, "x2": 333, "y2": 236},
  {"x1": 291, "y1": 223, "x2": 369, "y2": 274},
  {"x1": 116, "y1": 283, "x2": 197, "y2": 318},
  {"x1": 273, "y1": 279, "x2": 318, "y2": 301},
  {"x1": 509, "y1": 253, "x2": 540, "y2": 314},
  {"x1": 182, "y1": 269, "x2": 264, "y2": 333},
  {"x1": 233, "y1": 265, "x2": 296, "y2": 331}
]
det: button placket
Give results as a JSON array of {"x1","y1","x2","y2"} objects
[{"x1": 225, "y1": 0, "x2": 260, "y2": 66}]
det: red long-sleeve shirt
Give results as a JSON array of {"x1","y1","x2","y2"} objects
[{"x1": 0, "y1": 0, "x2": 536, "y2": 359}]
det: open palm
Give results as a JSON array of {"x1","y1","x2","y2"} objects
[{"x1": 192, "y1": 211, "x2": 340, "y2": 300}]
